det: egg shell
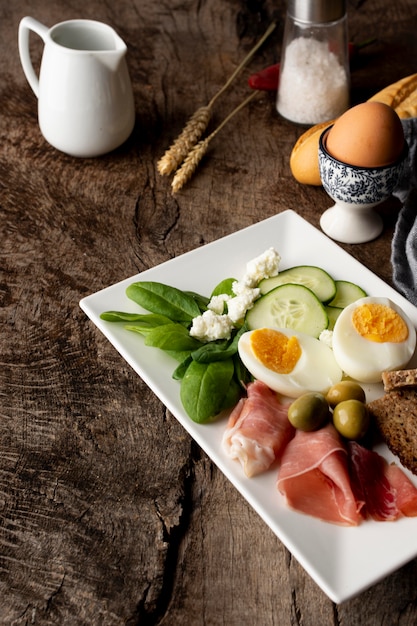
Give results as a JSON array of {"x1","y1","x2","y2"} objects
[
  {"x1": 332, "y1": 296, "x2": 416, "y2": 383},
  {"x1": 238, "y1": 327, "x2": 342, "y2": 398},
  {"x1": 325, "y1": 102, "x2": 405, "y2": 167}
]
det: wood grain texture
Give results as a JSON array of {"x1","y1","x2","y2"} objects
[{"x1": 2, "y1": 0, "x2": 417, "y2": 623}]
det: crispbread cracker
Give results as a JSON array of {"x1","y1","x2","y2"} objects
[
  {"x1": 382, "y1": 368, "x2": 417, "y2": 391},
  {"x1": 368, "y1": 389, "x2": 417, "y2": 475}
]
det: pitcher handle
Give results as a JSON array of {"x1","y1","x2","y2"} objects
[{"x1": 18, "y1": 17, "x2": 49, "y2": 98}]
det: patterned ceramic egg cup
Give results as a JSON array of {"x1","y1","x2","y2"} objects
[{"x1": 318, "y1": 127, "x2": 408, "y2": 244}]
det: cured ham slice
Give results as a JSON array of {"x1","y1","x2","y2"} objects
[
  {"x1": 277, "y1": 423, "x2": 363, "y2": 526},
  {"x1": 222, "y1": 380, "x2": 294, "y2": 477},
  {"x1": 385, "y1": 464, "x2": 417, "y2": 517},
  {"x1": 348, "y1": 442, "x2": 397, "y2": 521},
  {"x1": 348, "y1": 442, "x2": 417, "y2": 520}
]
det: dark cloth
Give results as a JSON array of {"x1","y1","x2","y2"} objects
[{"x1": 391, "y1": 119, "x2": 417, "y2": 306}]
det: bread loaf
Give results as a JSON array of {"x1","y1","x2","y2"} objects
[
  {"x1": 289, "y1": 120, "x2": 334, "y2": 186},
  {"x1": 368, "y1": 73, "x2": 417, "y2": 119}
]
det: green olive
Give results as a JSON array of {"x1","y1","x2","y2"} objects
[
  {"x1": 332, "y1": 399, "x2": 370, "y2": 440},
  {"x1": 288, "y1": 392, "x2": 330, "y2": 431},
  {"x1": 325, "y1": 381, "x2": 366, "y2": 408}
]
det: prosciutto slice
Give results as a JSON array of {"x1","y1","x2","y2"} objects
[
  {"x1": 348, "y1": 442, "x2": 417, "y2": 520},
  {"x1": 385, "y1": 464, "x2": 417, "y2": 517},
  {"x1": 277, "y1": 423, "x2": 363, "y2": 526},
  {"x1": 222, "y1": 380, "x2": 294, "y2": 477}
]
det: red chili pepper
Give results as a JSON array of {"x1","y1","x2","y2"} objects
[
  {"x1": 248, "y1": 63, "x2": 280, "y2": 91},
  {"x1": 248, "y1": 38, "x2": 377, "y2": 92}
]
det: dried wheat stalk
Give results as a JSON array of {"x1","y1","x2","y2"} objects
[
  {"x1": 171, "y1": 137, "x2": 211, "y2": 193},
  {"x1": 157, "y1": 106, "x2": 211, "y2": 175},
  {"x1": 171, "y1": 91, "x2": 259, "y2": 193},
  {"x1": 157, "y1": 21, "x2": 276, "y2": 176}
]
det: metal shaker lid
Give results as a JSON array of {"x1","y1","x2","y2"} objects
[{"x1": 287, "y1": 0, "x2": 346, "y2": 23}]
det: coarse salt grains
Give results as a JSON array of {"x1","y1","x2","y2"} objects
[
  {"x1": 276, "y1": 0, "x2": 350, "y2": 125},
  {"x1": 277, "y1": 37, "x2": 349, "y2": 124}
]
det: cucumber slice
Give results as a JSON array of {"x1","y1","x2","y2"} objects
[
  {"x1": 259, "y1": 265, "x2": 336, "y2": 303},
  {"x1": 245, "y1": 283, "x2": 329, "y2": 338},
  {"x1": 328, "y1": 280, "x2": 367, "y2": 309},
  {"x1": 325, "y1": 305, "x2": 343, "y2": 330}
]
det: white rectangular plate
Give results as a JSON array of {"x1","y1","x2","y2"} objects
[{"x1": 80, "y1": 210, "x2": 417, "y2": 603}]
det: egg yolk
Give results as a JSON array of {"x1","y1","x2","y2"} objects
[
  {"x1": 352, "y1": 303, "x2": 409, "y2": 343},
  {"x1": 251, "y1": 328, "x2": 301, "y2": 373}
]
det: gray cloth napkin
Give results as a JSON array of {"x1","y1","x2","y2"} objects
[{"x1": 391, "y1": 118, "x2": 417, "y2": 306}]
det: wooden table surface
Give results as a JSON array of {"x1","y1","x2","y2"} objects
[{"x1": 2, "y1": 0, "x2": 417, "y2": 623}]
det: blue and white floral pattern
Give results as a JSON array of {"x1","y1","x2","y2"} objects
[{"x1": 318, "y1": 130, "x2": 407, "y2": 205}]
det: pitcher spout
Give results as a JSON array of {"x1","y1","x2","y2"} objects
[{"x1": 96, "y1": 45, "x2": 127, "y2": 72}]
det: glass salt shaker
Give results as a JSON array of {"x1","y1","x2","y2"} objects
[{"x1": 276, "y1": 0, "x2": 350, "y2": 125}]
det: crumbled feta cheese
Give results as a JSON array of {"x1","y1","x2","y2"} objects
[
  {"x1": 207, "y1": 293, "x2": 231, "y2": 315},
  {"x1": 227, "y1": 283, "x2": 260, "y2": 323},
  {"x1": 231, "y1": 281, "x2": 260, "y2": 299},
  {"x1": 227, "y1": 297, "x2": 251, "y2": 324},
  {"x1": 190, "y1": 310, "x2": 234, "y2": 342},
  {"x1": 242, "y1": 247, "x2": 281, "y2": 288},
  {"x1": 319, "y1": 329, "x2": 334, "y2": 348},
  {"x1": 189, "y1": 247, "x2": 281, "y2": 342}
]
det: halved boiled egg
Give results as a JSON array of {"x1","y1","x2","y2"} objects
[
  {"x1": 238, "y1": 327, "x2": 342, "y2": 398},
  {"x1": 332, "y1": 296, "x2": 416, "y2": 383}
]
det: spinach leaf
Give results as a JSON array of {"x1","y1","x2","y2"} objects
[
  {"x1": 190, "y1": 324, "x2": 247, "y2": 363},
  {"x1": 172, "y1": 355, "x2": 193, "y2": 380},
  {"x1": 101, "y1": 311, "x2": 144, "y2": 322},
  {"x1": 184, "y1": 291, "x2": 210, "y2": 312},
  {"x1": 144, "y1": 323, "x2": 203, "y2": 352},
  {"x1": 126, "y1": 282, "x2": 201, "y2": 322},
  {"x1": 164, "y1": 350, "x2": 194, "y2": 363},
  {"x1": 101, "y1": 311, "x2": 174, "y2": 328},
  {"x1": 180, "y1": 359, "x2": 235, "y2": 423},
  {"x1": 190, "y1": 339, "x2": 232, "y2": 363},
  {"x1": 211, "y1": 277, "x2": 236, "y2": 298},
  {"x1": 233, "y1": 353, "x2": 253, "y2": 388},
  {"x1": 220, "y1": 377, "x2": 242, "y2": 412}
]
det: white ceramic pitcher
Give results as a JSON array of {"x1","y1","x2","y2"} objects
[{"x1": 18, "y1": 17, "x2": 135, "y2": 157}]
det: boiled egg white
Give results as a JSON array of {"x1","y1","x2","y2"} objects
[
  {"x1": 332, "y1": 296, "x2": 416, "y2": 383},
  {"x1": 238, "y1": 327, "x2": 342, "y2": 398}
]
